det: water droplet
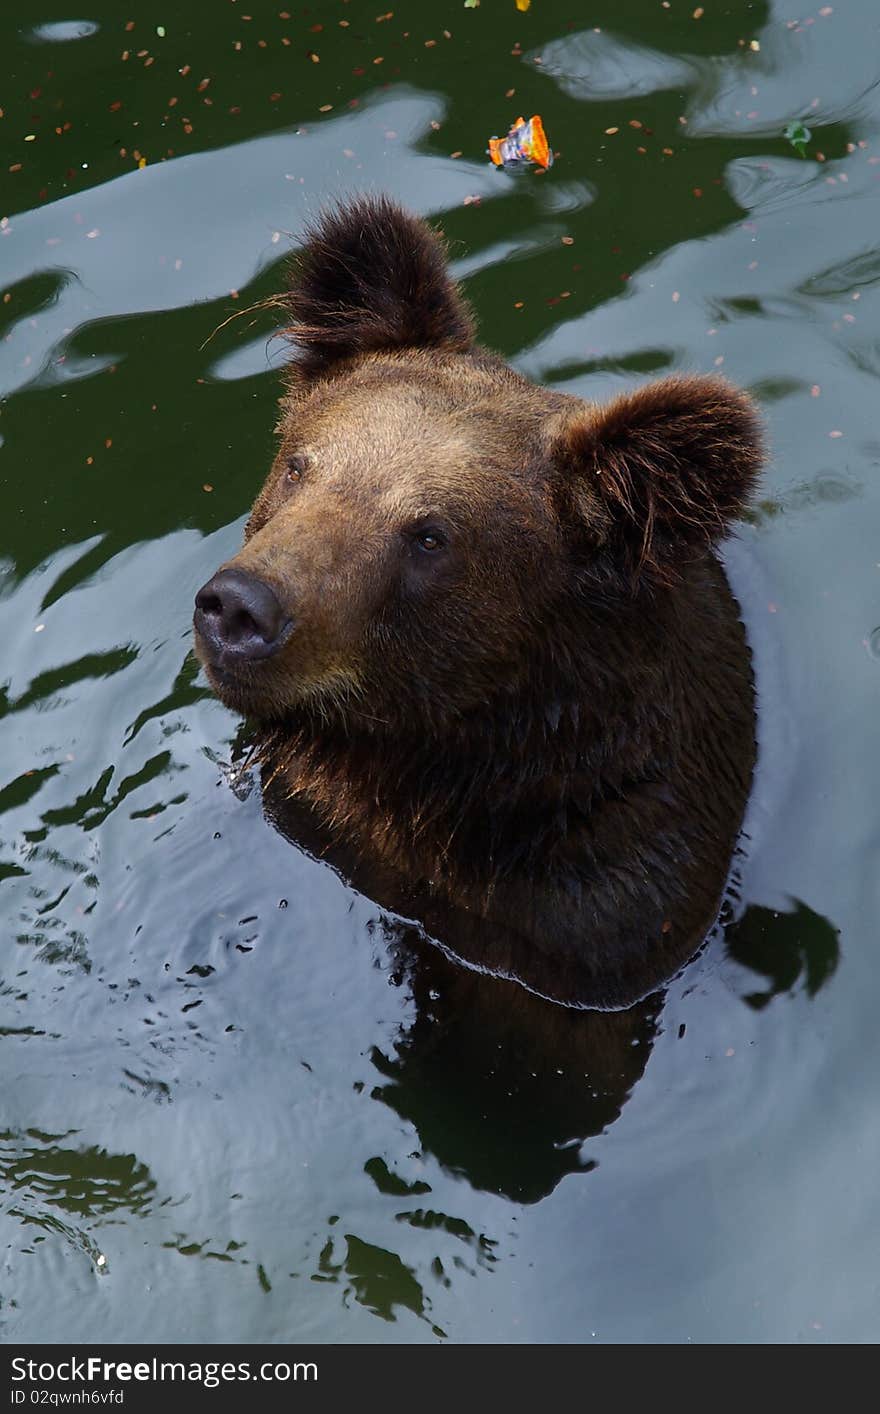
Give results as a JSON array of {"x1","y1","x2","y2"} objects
[{"x1": 868, "y1": 627, "x2": 880, "y2": 659}]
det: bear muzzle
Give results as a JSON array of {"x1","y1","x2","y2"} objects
[{"x1": 193, "y1": 567, "x2": 291, "y2": 665}]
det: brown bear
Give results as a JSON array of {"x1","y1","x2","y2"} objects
[{"x1": 193, "y1": 195, "x2": 762, "y2": 1011}]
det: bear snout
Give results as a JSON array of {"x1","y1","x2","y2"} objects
[{"x1": 194, "y1": 568, "x2": 290, "y2": 662}]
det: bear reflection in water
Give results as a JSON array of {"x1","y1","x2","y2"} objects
[
  {"x1": 262, "y1": 776, "x2": 662, "y2": 1205},
  {"x1": 196, "y1": 196, "x2": 768, "y2": 1198}
]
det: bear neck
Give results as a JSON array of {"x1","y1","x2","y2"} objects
[{"x1": 257, "y1": 560, "x2": 745, "y2": 891}]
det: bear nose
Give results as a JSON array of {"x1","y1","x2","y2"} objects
[{"x1": 194, "y1": 568, "x2": 289, "y2": 660}]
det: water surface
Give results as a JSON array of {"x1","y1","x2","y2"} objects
[{"x1": 1, "y1": 0, "x2": 879, "y2": 1343}]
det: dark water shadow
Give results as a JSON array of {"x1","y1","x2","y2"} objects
[
  {"x1": 0, "y1": 1129, "x2": 161, "y2": 1284},
  {"x1": 0, "y1": 1129, "x2": 157, "y2": 1221},
  {"x1": 725, "y1": 897, "x2": 841, "y2": 1009},
  {"x1": 371, "y1": 932, "x2": 660, "y2": 1204},
  {"x1": 312, "y1": 1228, "x2": 447, "y2": 1337}
]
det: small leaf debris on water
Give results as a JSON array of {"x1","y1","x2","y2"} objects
[
  {"x1": 464, "y1": 0, "x2": 479, "y2": 7},
  {"x1": 488, "y1": 114, "x2": 553, "y2": 170},
  {"x1": 784, "y1": 120, "x2": 812, "y2": 158}
]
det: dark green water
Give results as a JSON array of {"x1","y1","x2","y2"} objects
[{"x1": 1, "y1": 0, "x2": 879, "y2": 1344}]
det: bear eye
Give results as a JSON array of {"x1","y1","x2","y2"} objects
[
  {"x1": 415, "y1": 530, "x2": 446, "y2": 553},
  {"x1": 286, "y1": 454, "x2": 308, "y2": 483}
]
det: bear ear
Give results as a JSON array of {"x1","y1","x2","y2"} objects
[
  {"x1": 284, "y1": 195, "x2": 475, "y2": 380},
  {"x1": 551, "y1": 375, "x2": 763, "y2": 582}
]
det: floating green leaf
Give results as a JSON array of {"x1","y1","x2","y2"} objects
[{"x1": 784, "y1": 120, "x2": 812, "y2": 159}]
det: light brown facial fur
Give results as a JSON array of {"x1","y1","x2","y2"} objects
[{"x1": 198, "y1": 356, "x2": 568, "y2": 726}]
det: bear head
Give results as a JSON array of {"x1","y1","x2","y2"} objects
[{"x1": 194, "y1": 196, "x2": 761, "y2": 735}]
